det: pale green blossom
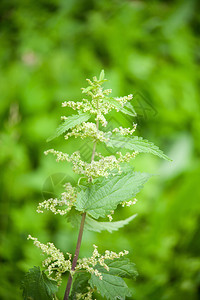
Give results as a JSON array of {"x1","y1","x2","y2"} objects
[
  {"x1": 76, "y1": 287, "x2": 96, "y2": 300},
  {"x1": 28, "y1": 235, "x2": 129, "y2": 289},
  {"x1": 27, "y1": 235, "x2": 72, "y2": 285},
  {"x1": 45, "y1": 149, "x2": 138, "y2": 179},
  {"x1": 62, "y1": 75, "x2": 133, "y2": 127},
  {"x1": 122, "y1": 198, "x2": 137, "y2": 207},
  {"x1": 37, "y1": 183, "x2": 77, "y2": 215},
  {"x1": 64, "y1": 122, "x2": 109, "y2": 142},
  {"x1": 112, "y1": 124, "x2": 137, "y2": 135},
  {"x1": 76, "y1": 244, "x2": 129, "y2": 280},
  {"x1": 46, "y1": 74, "x2": 139, "y2": 180},
  {"x1": 114, "y1": 94, "x2": 133, "y2": 105},
  {"x1": 107, "y1": 210, "x2": 114, "y2": 222}
]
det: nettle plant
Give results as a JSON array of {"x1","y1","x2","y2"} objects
[{"x1": 22, "y1": 71, "x2": 170, "y2": 300}]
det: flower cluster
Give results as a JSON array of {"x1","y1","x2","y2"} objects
[
  {"x1": 44, "y1": 149, "x2": 69, "y2": 162},
  {"x1": 45, "y1": 149, "x2": 138, "y2": 178},
  {"x1": 121, "y1": 198, "x2": 137, "y2": 207},
  {"x1": 112, "y1": 124, "x2": 137, "y2": 135},
  {"x1": 76, "y1": 244, "x2": 129, "y2": 280},
  {"x1": 27, "y1": 235, "x2": 72, "y2": 285},
  {"x1": 64, "y1": 122, "x2": 109, "y2": 143},
  {"x1": 116, "y1": 151, "x2": 138, "y2": 163},
  {"x1": 62, "y1": 75, "x2": 133, "y2": 127},
  {"x1": 115, "y1": 94, "x2": 133, "y2": 105},
  {"x1": 27, "y1": 235, "x2": 129, "y2": 291},
  {"x1": 37, "y1": 183, "x2": 77, "y2": 215},
  {"x1": 45, "y1": 73, "x2": 139, "y2": 182},
  {"x1": 76, "y1": 287, "x2": 96, "y2": 300},
  {"x1": 107, "y1": 210, "x2": 114, "y2": 222}
]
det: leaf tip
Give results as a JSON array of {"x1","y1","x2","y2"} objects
[{"x1": 99, "y1": 70, "x2": 105, "y2": 81}]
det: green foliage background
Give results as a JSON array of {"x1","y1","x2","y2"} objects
[{"x1": 0, "y1": 0, "x2": 200, "y2": 299}]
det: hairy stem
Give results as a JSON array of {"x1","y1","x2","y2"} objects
[
  {"x1": 63, "y1": 212, "x2": 86, "y2": 300},
  {"x1": 64, "y1": 105, "x2": 99, "y2": 299}
]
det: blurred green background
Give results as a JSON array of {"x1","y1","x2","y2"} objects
[{"x1": 0, "y1": 0, "x2": 200, "y2": 299}]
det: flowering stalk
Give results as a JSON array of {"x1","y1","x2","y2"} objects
[
  {"x1": 64, "y1": 112, "x2": 99, "y2": 299},
  {"x1": 22, "y1": 70, "x2": 170, "y2": 300}
]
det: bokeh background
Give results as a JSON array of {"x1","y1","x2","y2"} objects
[{"x1": 0, "y1": 0, "x2": 200, "y2": 299}]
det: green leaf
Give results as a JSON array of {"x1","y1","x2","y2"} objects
[
  {"x1": 75, "y1": 171, "x2": 151, "y2": 219},
  {"x1": 82, "y1": 86, "x2": 93, "y2": 93},
  {"x1": 99, "y1": 70, "x2": 105, "y2": 81},
  {"x1": 90, "y1": 274, "x2": 131, "y2": 300},
  {"x1": 106, "y1": 135, "x2": 171, "y2": 161},
  {"x1": 21, "y1": 266, "x2": 58, "y2": 300},
  {"x1": 89, "y1": 257, "x2": 137, "y2": 300},
  {"x1": 121, "y1": 102, "x2": 137, "y2": 117},
  {"x1": 103, "y1": 97, "x2": 136, "y2": 116},
  {"x1": 69, "y1": 272, "x2": 91, "y2": 300},
  {"x1": 102, "y1": 257, "x2": 138, "y2": 279},
  {"x1": 68, "y1": 212, "x2": 137, "y2": 233},
  {"x1": 47, "y1": 112, "x2": 90, "y2": 142}
]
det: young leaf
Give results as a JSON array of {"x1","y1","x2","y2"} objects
[
  {"x1": 68, "y1": 212, "x2": 137, "y2": 233},
  {"x1": 99, "y1": 69, "x2": 105, "y2": 81},
  {"x1": 106, "y1": 135, "x2": 171, "y2": 161},
  {"x1": 47, "y1": 112, "x2": 90, "y2": 142},
  {"x1": 121, "y1": 102, "x2": 137, "y2": 117},
  {"x1": 21, "y1": 266, "x2": 58, "y2": 300},
  {"x1": 75, "y1": 171, "x2": 151, "y2": 219},
  {"x1": 103, "y1": 97, "x2": 136, "y2": 116},
  {"x1": 69, "y1": 272, "x2": 91, "y2": 300},
  {"x1": 82, "y1": 86, "x2": 93, "y2": 93},
  {"x1": 89, "y1": 257, "x2": 137, "y2": 300}
]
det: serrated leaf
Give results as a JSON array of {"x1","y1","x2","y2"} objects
[
  {"x1": 102, "y1": 257, "x2": 138, "y2": 279},
  {"x1": 75, "y1": 171, "x2": 151, "y2": 219},
  {"x1": 21, "y1": 266, "x2": 58, "y2": 300},
  {"x1": 47, "y1": 112, "x2": 90, "y2": 142},
  {"x1": 90, "y1": 273, "x2": 131, "y2": 300},
  {"x1": 106, "y1": 135, "x2": 171, "y2": 161},
  {"x1": 69, "y1": 272, "x2": 90, "y2": 300},
  {"x1": 68, "y1": 212, "x2": 137, "y2": 233},
  {"x1": 89, "y1": 257, "x2": 137, "y2": 299}
]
